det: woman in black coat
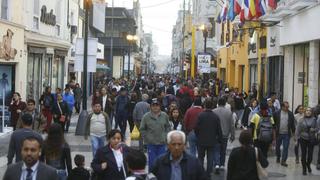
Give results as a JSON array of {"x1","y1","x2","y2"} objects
[
  {"x1": 91, "y1": 129, "x2": 128, "y2": 180},
  {"x1": 227, "y1": 130, "x2": 268, "y2": 180}
]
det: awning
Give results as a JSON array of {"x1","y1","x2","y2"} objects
[{"x1": 96, "y1": 64, "x2": 110, "y2": 71}]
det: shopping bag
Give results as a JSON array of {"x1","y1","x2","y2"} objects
[{"x1": 130, "y1": 125, "x2": 140, "y2": 140}]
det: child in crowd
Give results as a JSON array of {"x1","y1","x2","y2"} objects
[{"x1": 67, "y1": 154, "x2": 90, "y2": 180}]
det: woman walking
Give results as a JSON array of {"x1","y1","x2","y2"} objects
[
  {"x1": 227, "y1": 130, "x2": 268, "y2": 180},
  {"x1": 295, "y1": 107, "x2": 319, "y2": 175},
  {"x1": 294, "y1": 105, "x2": 304, "y2": 164},
  {"x1": 169, "y1": 107, "x2": 184, "y2": 131},
  {"x1": 52, "y1": 94, "x2": 69, "y2": 131},
  {"x1": 41, "y1": 123, "x2": 72, "y2": 180},
  {"x1": 91, "y1": 129, "x2": 128, "y2": 180}
]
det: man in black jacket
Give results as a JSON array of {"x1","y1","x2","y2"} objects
[
  {"x1": 195, "y1": 98, "x2": 222, "y2": 177},
  {"x1": 151, "y1": 130, "x2": 208, "y2": 180},
  {"x1": 273, "y1": 101, "x2": 296, "y2": 167}
]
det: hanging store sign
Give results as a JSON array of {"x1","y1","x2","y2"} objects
[{"x1": 197, "y1": 54, "x2": 211, "y2": 73}]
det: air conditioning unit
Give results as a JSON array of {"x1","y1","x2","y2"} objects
[{"x1": 71, "y1": 25, "x2": 78, "y2": 34}]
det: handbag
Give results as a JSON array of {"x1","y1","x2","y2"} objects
[
  {"x1": 255, "y1": 147, "x2": 268, "y2": 179},
  {"x1": 57, "y1": 102, "x2": 66, "y2": 123},
  {"x1": 130, "y1": 125, "x2": 140, "y2": 140}
]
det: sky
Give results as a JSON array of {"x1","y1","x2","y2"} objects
[{"x1": 108, "y1": 0, "x2": 183, "y2": 55}]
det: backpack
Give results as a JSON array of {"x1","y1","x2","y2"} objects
[
  {"x1": 132, "y1": 173, "x2": 157, "y2": 180},
  {"x1": 257, "y1": 116, "x2": 273, "y2": 142},
  {"x1": 43, "y1": 95, "x2": 53, "y2": 108}
]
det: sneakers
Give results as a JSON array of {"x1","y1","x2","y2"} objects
[
  {"x1": 281, "y1": 162, "x2": 288, "y2": 167},
  {"x1": 215, "y1": 165, "x2": 220, "y2": 175}
]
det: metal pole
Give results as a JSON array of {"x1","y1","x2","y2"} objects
[
  {"x1": 191, "y1": 26, "x2": 196, "y2": 78},
  {"x1": 181, "y1": 0, "x2": 186, "y2": 76},
  {"x1": 110, "y1": 0, "x2": 114, "y2": 77},
  {"x1": 204, "y1": 30, "x2": 207, "y2": 53},
  {"x1": 127, "y1": 44, "x2": 131, "y2": 79},
  {"x1": 75, "y1": 0, "x2": 90, "y2": 136},
  {"x1": 82, "y1": 1, "x2": 89, "y2": 110}
]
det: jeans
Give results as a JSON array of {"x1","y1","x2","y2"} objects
[
  {"x1": 318, "y1": 143, "x2": 320, "y2": 165},
  {"x1": 235, "y1": 109, "x2": 244, "y2": 126},
  {"x1": 187, "y1": 131, "x2": 198, "y2": 157},
  {"x1": 254, "y1": 140, "x2": 271, "y2": 158},
  {"x1": 147, "y1": 144, "x2": 166, "y2": 170},
  {"x1": 276, "y1": 134, "x2": 290, "y2": 162},
  {"x1": 295, "y1": 139, "x2": 300, "y2": 161},
  {"x1": 56, "y1": 169, "x2": 67, "y2": 180},
  {"x1": 91, "y1": 135, "x2": 105, "y2": 157},
  {"x1": 219, "y1": 138, "x2": 228, "y2": 166},
  {"x1": 198, "y1": 145, "x2": 217, "y2": 176},
  {"x1": 109, "y1": 111, "x2": 114, "y2": 128},
  {"x1": 75, "y1": 101, "x2": 81, "y2": 113},
  {"x1": 115, "y1": 114, "x2": 128, "y2": 136},
  {"x1": 300, "y1": 139, "x2": 314, "y2": 169}
]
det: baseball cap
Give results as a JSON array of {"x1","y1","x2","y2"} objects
[{"x1": 151, "y1": 98, "x2": 160, "y2": 105}]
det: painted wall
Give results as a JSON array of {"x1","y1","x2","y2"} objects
[{"x1": 280, "y1": 4, "x2": 320, "y2": 46}]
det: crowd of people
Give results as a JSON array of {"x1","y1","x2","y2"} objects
[{"x1": 3, "y1": 75, "x2": 320, "y2": 180}]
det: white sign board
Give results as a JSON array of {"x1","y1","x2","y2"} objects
[
  {"x1": 197, "y1": 54, "x2": 211, "y2": 73},
  {"x1": 74, "y1": 38, "x2": 98, "y2": 72}
]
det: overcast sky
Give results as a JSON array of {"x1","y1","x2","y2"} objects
[{"x1": 108, "y1": 0, "x2": 182, "y2": 55}]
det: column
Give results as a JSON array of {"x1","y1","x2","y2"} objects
[
  {"x1": 308, "y1": 40, "x2": 319, "y2": 107},
  {"x1": 283, "y1": 46, "x2": 294, "y2": 109}
]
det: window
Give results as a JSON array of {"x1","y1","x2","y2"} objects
[
  {"x1": 33, "y1": 17, "x2": 39, "y2": 30},
  {"x1": 1, "y1": 0, "x2": 9, "y2": 20},
  {"x1": 55, "y1": 25, "x2": 60, "y2": 36}
]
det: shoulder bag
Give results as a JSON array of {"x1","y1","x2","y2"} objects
[
  {"x1": 255, "y1": 147, "x2": 268, "y2": 179},
  {"x1": 57, "y1": 102, "x2": 66, "y2": 123}
]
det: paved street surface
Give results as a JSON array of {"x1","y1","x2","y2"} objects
[{"x1": 0, "y1": 112, "x2": 319, "y2": 179}]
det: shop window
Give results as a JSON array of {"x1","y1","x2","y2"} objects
[{"x1": 1, "y1": 0, "x2": 9, "y2": 20}]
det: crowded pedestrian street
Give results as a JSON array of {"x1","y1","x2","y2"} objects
[{"x1": 1, "y1": 0, "x2": 320, "y2": 180}]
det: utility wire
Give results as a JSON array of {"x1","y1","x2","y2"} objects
[{"x1": 140, "y1": 0, "x2": 179, "y2": 9}]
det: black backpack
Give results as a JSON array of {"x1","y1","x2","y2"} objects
[{"x1": 257, "y1": 116, "x2": 273, "y2": 143}]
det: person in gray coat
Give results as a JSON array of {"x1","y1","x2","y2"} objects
[
  {"x1": 73, "y1": 83, "x2": 82, "y2": 114},
  {"x1": 4, "y1": 136, "x2": 58, "y2": 180},
  {"x1": 213, "y1": 97, "x2": 235, "y2": 170}
]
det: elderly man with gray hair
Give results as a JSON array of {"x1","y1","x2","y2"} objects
[
  {"x1": 151, "y1": 130, "x2": 208, "y2": 180},
  {"x1": 133, "y1": 94, "x2": 150, "y2": 149}
]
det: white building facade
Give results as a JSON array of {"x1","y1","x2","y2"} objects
[{"x1": 276, "y1": 1, "x2": 320, "y2": 109}]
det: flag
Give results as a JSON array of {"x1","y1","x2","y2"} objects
[
  {"x1": 217, "y1": 10, "x2": 222, "y2": 24},
  {"x1": 267, "y1": 0, "x2": 277, "y2": 10},
  {"x1": 221, "y1": 1, "x2": 228, "y2": 22},
  {"x1": 259, "y1": 0, "x2": 267, "y2": 16},
  {"x1": 228, "y1": 0, "x2": 236, "y2": 21},
  {"x1": 239, "y1": 0, "x2": 246, "y2": 23},
  {"x1": 249, "y1": 0, "x2": 256, "y2": 18},
  {"x1": 255, "y1": 0, "x2": 262, "y2": 18},
  {"x1": 234, "y1": 0, "x2": 242, "y2": 15}
]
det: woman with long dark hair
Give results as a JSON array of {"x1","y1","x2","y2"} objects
[
  {"x1": 241, "y1": 98, "x2": 258, "y2": 128},
  {"x1": 169, "y1": 107, "x2": 184, "y2": 131},
  {"x1": 52, "y1": 94, "x2": 69, "y2": 131},
  {"x1": 294, "y1": 105, "x2": 304, "y2": 164},
  {"x1": 41, "y1": 123, "x2": 72, "y2": 180},
  {"x1": 91, "y1": 129, "x2": 128, "y2": 180},
  {"x1": 227, "y1": 130, "x2": 268, "y2": 180},
  {"x1": 295, "y1": 107, "x2": 319, "y2": 175}
]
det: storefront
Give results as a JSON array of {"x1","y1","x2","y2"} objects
[
  {"x1": 281, "y1": 4, "x2": 320, "y2": 109},
  {"x1": 0, "y1": 20, "x2": 26, "y2": 105}
]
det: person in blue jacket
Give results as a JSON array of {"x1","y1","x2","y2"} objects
[
  {"x1": 63, "y1": 87, "x2": 74, "y2": 132},
  {"x1": 115, "y1": 87, "x2": 130, "y2": 136}
]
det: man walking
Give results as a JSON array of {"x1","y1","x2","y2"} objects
[
  {"x1": 133, "y1": 94, "x2": 150, "y2": 150},
  {"x1": 213, "y1": 97, "x2": 235, "y2": 170},
  {"x1": 273, "y1": 101, "x2": 296, "y2": 166},
  {"x1": 63, "y1": 87, "x2": 75, "y2": 132},
  {"x1": 16, "y1": 99, "x2": 47, "y2": 133},
  {"x1": 140, "y1": 98, "x2": 171, "y2": 169},
  {"x1": 7, "y1": 114, "x2": 43, "y2": 165},
  {"x1": 195, "y1": 98, "x2": 222, "y2": 177},
  {"x1": 84, "y1": 102, "x2": 111, "y2": 157},
  {"x1": 151, "y1": 130, "x2": 208, "y2": 180},
  {"x1": 184, "y1": 97, "x2": 203, "y2": 156},
  {"x1": 4, "y1": 136, "x2": 58, "y2": 180},
  {"x1": 115, "y1": 87, "x2": 130, "y2": 136}
]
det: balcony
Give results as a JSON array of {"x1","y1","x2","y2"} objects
[{"x1": 261, "y1": 0, "x2": 318, "y2": 21}]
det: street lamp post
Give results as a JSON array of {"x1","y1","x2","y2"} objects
[
  {"x1": 75, "y1": 0, "x2": 91, "y2": 135},
  {"x1": 199, "y1": 24, "x2": 210, "y2": 53},
  {"x1": 126, "y1": 34, "x2": 138, "y2": 80}
]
